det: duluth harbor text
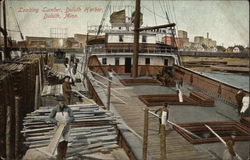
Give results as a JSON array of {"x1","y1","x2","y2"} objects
[{"x1": 17, "y1": 6, "x2": 103, "y2": 20}]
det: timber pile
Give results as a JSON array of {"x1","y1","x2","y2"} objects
[
  {"x1": 0, "y1": 54, "x2": 44, "y2": 159},
  {"x1": 210, "y1": 65, "x2": 250, "y2": 74},
  {"x1": 41, "y1": 84, "x2": 63, "y2": 97},
  {"x1": 22, "y1": 104, "x2": 119, "y2": 159},
  {"x1": 189, "y1": 91, "x2": 215, "y2": 107},
  {"x1": 183, "y1": 61, "x2": 227, "y2": 67}
]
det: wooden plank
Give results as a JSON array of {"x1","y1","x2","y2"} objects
[
  {"x1": 112, "y1": 149, "x2": 130, "y2": 160},
  {"x1": 45, "y1": 123, "x2": 66, "y2": 155}
]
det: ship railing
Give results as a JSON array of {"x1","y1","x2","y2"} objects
[
  {"x1": 86, "y1": 45, "x2": 177, "y2": 55},
  {"x1": 87, "y1": 25, "x2": 173, "y2": 34}
]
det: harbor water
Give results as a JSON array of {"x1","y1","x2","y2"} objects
[{"x1": 202, "y1": 72, "x2": 249, "y2": 91}]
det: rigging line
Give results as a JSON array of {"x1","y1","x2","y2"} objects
[
  {"x1": 171, "y1": 0, "x2": 179, "y2": 40},
  {"x1": 160, "y1": 0, "x2": 171, "y2": 24},
  {"x1": 163, "y1": 0, "x2": 173, "y2": 23},
  {"x1": 152, "y1": 0, "x2": 157, "y2": 25},
  {"x1": 141, "y1": 5, "x2": 166, "y2": 20},
  {"x1": 159, "y1": 1, "x2": 179, "y2": 64},
  {"x1": 158, "y1": 0, "x2": 168, "y2": 23},
  {"x1": 97, "y1": 0, "x2": 111, "y2": 35},
  {"x1": 10, "y1": 5, "x2": 24, "y2": 40},
  {"x1": 171, "y1": 0, "x2": 177, "y2": 25},
  {"x1": 166, "y1": 0, "x2": 174, "y2": 23},
  {"x1": 162, "y1": 0, "x2": 169, "y2": 20}
]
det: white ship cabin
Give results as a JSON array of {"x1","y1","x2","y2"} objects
[{"x1": 86, "y1": 10, "x2": 179, "y2": 73}]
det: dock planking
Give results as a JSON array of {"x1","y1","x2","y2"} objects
[{"x1": 105, "y1": 79, "x2": 216, "y2": 160}]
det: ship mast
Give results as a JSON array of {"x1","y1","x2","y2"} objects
[
  {"x1": 132, "y1": 0, "x2": 176, "y2": 78},
  {"x1": 132, "y1": 0, "x2": 140, "y2": 78}
]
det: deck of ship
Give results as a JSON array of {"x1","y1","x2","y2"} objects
[{"x1": 90, "y1": 74, "x2": 249, "y2": 160}]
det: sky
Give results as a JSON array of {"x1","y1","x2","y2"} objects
[{"x1": 4, "y1": 0, "x2": 249, "y2": 47}]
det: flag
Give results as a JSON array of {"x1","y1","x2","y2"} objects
[{"x1": 110, "y1": 10, "x2": 125, "y2": 23}]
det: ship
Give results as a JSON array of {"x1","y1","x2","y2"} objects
[
  {"x1": 0, "y1": 1, "x2": 249, "y2": 160},
  {"x1": 80, "y1": 3, "x2": 250, "y2": 160},
  {"x1": 85, "y1": 8, "x2": 180, "y2": 75}
]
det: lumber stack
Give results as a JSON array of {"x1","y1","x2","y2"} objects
[
  {"x1": 41, "y1": 84, "x2": 63, "y2": 97},
  {"x1": 22, "y1": 104, "x2": 119, "y2": 159},
  {"x1": 0, "y1": 54, "x2": 44, "y2": 159},
  {"x1": 189, "y1": 90, "x2": 215, "y2": 107}
]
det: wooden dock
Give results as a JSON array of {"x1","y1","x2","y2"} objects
[{"x1": 99, "y1": 78, "x2": 216, "y2": 160}]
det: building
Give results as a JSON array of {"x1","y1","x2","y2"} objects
[
  {"x1": 65, "y1": 37, "x2": 81, "y2": 48},
  {"x1": 225, "y1": 47, "x2": 234, "y2": 53},
  {"x1": 162, "y1": 30, "x2": 190, "y2": 49},
  {"x1": 203, "y1": 33, "x2": 216, "y2": 47},
  {"x1": 17, "y1": 41, "x2": 27, "y2": 48},
  {"x1": 194, "y1": 36, "x2": 204, "y2": 44},
  {"x1": 162, "y1": 36, "x2": 180, "y2": 47},
  {"x1": 178, "y1": 30, "x2": 188, "y2": 38},
  {"x1": 0, "y1": 37, "x2": 17, "y2": 47},
  {"x1": 26, "y1": 36, "x2": 66, "y2": 48},
  {"x1": 25, "y1": 36, "x2": 85, "y2": 49},
  {"x1": 233, "y1": 47, "x2": 240, "y2": 53},
  {"x1": 73, "y1": 34, "x2": 97, "y2": 48}
]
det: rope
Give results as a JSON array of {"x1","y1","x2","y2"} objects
[{"x1": 152, "y1": 1, "x2": 157, "y2": 25}]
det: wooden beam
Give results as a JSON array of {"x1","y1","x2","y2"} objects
[
  {"x1": 142, "y1": 108, "x2": 149, "y2": 160},
  {"x1": 3, "y1": 0, "x2": 10, "y2": 60},
  {"x1": 15, "y1": 96, "x2": 21, "y2": 159},
  {"x1": 132, "y1": 0, "x2": 141, "y2": 78},
  {"x1": 160, "y1": 124, "x2": 166, "y2": 160},
  {"x1": 6, "y1": 106, "x2": 11, "y2": 160},
  {"x1": 138, "y1": 23, "x2": 176, "y2": 32},
  {"x1": 34, "y1": 75, "x2": 39, "y2": 110},
  {"x1": 45, "y1": 123, "x2": 66, "y2": 155},
  {"x1": 107, "y1": 75, "x2": 111, "y2": 110}
]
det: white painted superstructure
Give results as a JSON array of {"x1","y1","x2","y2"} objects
[{"x1": 86, "y1": 9, "x2": 179, "y2": 69}]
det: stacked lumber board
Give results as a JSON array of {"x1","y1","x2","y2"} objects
[
  {"x1": 22, "y1": 104, "x2": 119, "y2": 159},
  {"x1": 0, "y1": 54, "x2": 44, "y2": 159},
  {"x1": 41, "y1": 84, "x2": 63, "y2": 97},
  {"x1": 189, "y1": 90, "x2": 215, "y2": 107}
]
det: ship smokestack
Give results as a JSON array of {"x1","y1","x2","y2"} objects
[{"x1": 207, "y1": 32, "x2": 209, "y2": 39}]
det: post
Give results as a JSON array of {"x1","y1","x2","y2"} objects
[
  {"x1": 107, "y1": 72, "x2": 112, "y2": 110},
  {"x1": 34, "y1": 75, "x2": 39, "y2": 110},
  {"x1": 3, "y1": 0, "x2": 10, "y2": 60},
  {"x1": 142, "y1": 108, "x2": 149, "y2": 160},
  {"x1": 15, "y1": 96, "x2": 21, "y2": 159},
  {"x1": 6, "y1": 106, "x2": 11, "y2": 160},
  {"x1": 160, "y1": 124, "x2": 166, "y2": 160},
  {"x1": 132, "y1": 0, "x2": 141, "y2": 78},
  {"x1": 38, "y1": 59, "x2": 43, "y2": 93},
  {"x1": 45, "y1": 52, "x2": 48, "y2": 65}
]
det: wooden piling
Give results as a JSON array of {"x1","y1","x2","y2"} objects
[
  {"x1": 142, "y1": 108, "x2": 149, "y2": 160},
  {"x1": 39, "y1": 59, "x2": 42, "y2": 93},
  {"x1": 160, "y1": 124, "x2": 166, "y2": 160},
  {"x1": 34, "y1": 75, "x2": 39, "y2": 110},
  {"x1": 15, "y1": 96, "x2": 21, "y2": 159},
  {"x1": 107, "y1": 76, "x2": 112, "y2": 110},
  {"x1": 6, "y1": 106, "x2": 11, "y2": 160}
]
